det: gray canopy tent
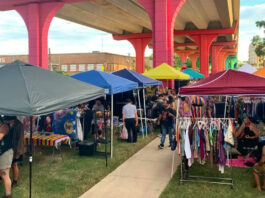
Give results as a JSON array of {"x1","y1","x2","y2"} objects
[{"x1": 0, "y1": 60, "x2": 105, "y2": 198}]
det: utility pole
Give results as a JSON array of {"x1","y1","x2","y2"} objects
[{"x1": 48, "y1": 48, "x2": 52, "y2": 71}]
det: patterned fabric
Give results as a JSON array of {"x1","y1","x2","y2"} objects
[
  {"x1": 24, "y1": 134, "x2": 71, "y2": 149},
  {"x1": 53, "y1": 109, "x2": 77, "y2": 138},
  {"x1": 253, "y1": 163, "x2": 265, "y2": 176},
  {"x1": 192, "y1": 96, "x2": 204, "y2": 106}
]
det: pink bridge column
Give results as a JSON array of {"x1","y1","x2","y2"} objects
[
  {"x1": 211, "y1": 45, "x2": 223, "y2": 74},
  {"x1": 16, "y1": 2, "x2": 63, "y2": 69},
  {"x1": 189, "y1": 34, "x2": 218, "y2": 77},
  {"x1": 128, "y1": 38, "x2": 151, "y2": 73},
  {"x1": 138, "y1": 0, "x2": 187, "y2": 88}
]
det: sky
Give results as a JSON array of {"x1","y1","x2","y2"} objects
[{"x1": 0, "y1": 0, "x2": 264, "y2": 61}]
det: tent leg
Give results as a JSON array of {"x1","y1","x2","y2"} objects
[
  {"x1": 224, "y1": 96, "x2": 228, "y2": 118},
  {"x1": 111, "y1": 94, "x2": 114, "y2": 159},
  {"x1": 143, "y1": 88, "x2": 148, "y2": 137},
  {"x1": 137, "y1": 89, "x2": 144, "y2": 139},
  {"x1": 171, "y1": 97, "x2": 180, "y2": 178},
  {"x1": 29, "y1": 116, "x2": 33, "y2": 198},
  {"x1": 104, "y1": 97, "x2": 108, "y2": 166}
]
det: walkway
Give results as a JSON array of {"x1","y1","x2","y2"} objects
[{"x1": 80, "y1": 137, "x2": 180, "y2": 198}]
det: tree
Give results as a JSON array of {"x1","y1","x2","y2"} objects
[
  {"x1": 252, "y1": 20, "x2": 265, "y2": 66},
  {"x1": 174, "y1": 53, "x2": 181, "y2": 69},
  {"x1": 256, "y1": 20, "x2": 265, "y2": 33}
]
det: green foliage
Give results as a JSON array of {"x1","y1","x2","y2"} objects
[
  {"x1": 174, "y1": 53, "x2": 181, "y2": 69},
  {"x1": 252, "y1": 35, "x2": 262, "y2": 46},
  {"x1": 145, "y1": 64, "x2": 152, "y2": 71},
  {"x1": 56, "y1": 70, "x2": 70, "y2": 76},
  {"x1": 252, "y1": 21, "x2": 265, "y2": 64},
  {"x1": 256, "y1": 20, "x2": 265, "y2": 32},
  {"x1": 186, "y1": 58, "x2": 192, "y2": 68},
  {"x1": 149, "y1": 54, "x2": 153, "y2": 60}
]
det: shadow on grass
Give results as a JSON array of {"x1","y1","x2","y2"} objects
[
  {"x1": 160, "y1": 162, "x2": 265, "y2": 198},
  {"x1": 0, "y1": 132, "x2": 157, "y2": 198}
]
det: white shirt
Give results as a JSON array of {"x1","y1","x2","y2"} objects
[{"x1": 122, "y1": 103, "x2": 137, "y2": 119}]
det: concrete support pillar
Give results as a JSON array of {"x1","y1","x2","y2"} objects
[
  {"x1": 16, "y1": 2, "x2": 63, "y2": 69},
  {"x1": 211, "y1": 45, "x2": 223, "y2": 74},
  {"x1": 218, "y1": 51, "x2": 227, "y2": 72},
  {"x1": 189, "y1": 34, "x2": 217, "y2": 77},
  {"x1": 189, "y1": 54, "x2": 199, "y2": 71},
  {"x1": 128, "y1": 38, "x2": 151, "y2": 73},
  {"x1": 138, "y1": 0, "x2": 186, "y2": 88},
  {"x1": 176, "y1": 51, "x2": 190, "y2": 70}
]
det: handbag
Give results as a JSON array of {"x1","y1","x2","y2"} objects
[
  {"x1": 225, "y1": 119, "x2": 234, "y2": 146},
  {"x1": 120, "y1": 126, "x2": 128, "y2": 140}
]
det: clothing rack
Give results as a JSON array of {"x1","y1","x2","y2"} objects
[
  {"x1": 179, "y1": 117, "x2": 234, "y2": 120},
  {"x1": 175, "y1": 116, "x2": 234, "y2": 188}
]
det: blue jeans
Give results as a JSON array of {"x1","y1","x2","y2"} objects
[{"x1": 160, "y1": 124, "x2": 173, "y2": 146}]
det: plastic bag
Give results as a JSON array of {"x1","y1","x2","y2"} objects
[{"x1": 120, "y1": 126, "x2": 128, "y2": 140}]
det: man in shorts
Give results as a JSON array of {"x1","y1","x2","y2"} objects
[
  {"x1": 4, "y1": 116, "x2": 24, "y2": 187},
  {"x1": 0, "y1": 117, "x2": 13, "y2": 198}
]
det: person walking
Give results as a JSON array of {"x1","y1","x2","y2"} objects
[
  {"x1": 4, "y1": 116, "x2": 24, "y2": 188},
  {"x1": 158, "y1": 100, "x2": 176, "y2": 149},
  {"x1": 122, "y1": 99, "x2": 138, "y2": 143},
  {"x1": 0, "y1": 117, "x2": 13, "y2": 198}
]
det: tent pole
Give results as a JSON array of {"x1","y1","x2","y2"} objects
[
  {"x1": 143, "y1": 88, "x2": 148, "y2": 137},
  {"x1": 224, "y1": 96, "x2": 228, "y2": 118},
  {"x1": 137, "y1": 89, "x2": 144, "y2": 139},
  {"x1": 29, "y1": 116, "x2": 33, "y2": 198},
  {"x1": 104, "y1": 96, "x2": 108, "y2": 166},
  {"x1": 171, "y1": 96, "x2": 180, "y2": 178},
  {"x1": 111, "y1": 94, "x2": 114, "y2": 159}
]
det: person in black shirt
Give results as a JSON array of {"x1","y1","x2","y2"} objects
[
  {"x1": 158, "y1": 100, "x2": 176, "y2": 149},
  {"x1": 235, "y1": 114, "x2": 259, "y2": 155}
]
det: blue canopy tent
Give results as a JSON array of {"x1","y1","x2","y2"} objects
[
  {"x1": 72, "y1": 70, "x2": 138, "y2": 158},
  {"x1": 113, "y1": 69, "x2": 162, "y2": 136}
]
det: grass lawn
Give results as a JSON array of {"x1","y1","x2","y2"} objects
[
  {"x1": 0, "y1": 132, "x2": 157, "y2": 198},
  {"x1": 160, "y1": 162, "x2": 265, "y2": 198}
]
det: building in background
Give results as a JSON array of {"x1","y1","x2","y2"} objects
[
  {"x1": 0, "y1": 52, "x2": 153, "y2": 74},
  {"x1": 248, "y1": 44, "x2": 262, "y2": 69}
]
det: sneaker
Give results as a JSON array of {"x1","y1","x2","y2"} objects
[
  {"x1": 12, "y1": 180, "x2": 18, "y2": 188},
  {"x1": 158, "y1": 144, "x2": 164, "y2": 149},
  {"x1": 2, "y1": 195, "x2": 12, "y2": 198}
]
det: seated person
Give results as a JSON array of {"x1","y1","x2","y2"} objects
[
  {"x1": 235, "y1": 114, "x2": 259, "y2": 155},
  {"x1": 253, "y1": 141, "x2": 265, "y2": 191}
]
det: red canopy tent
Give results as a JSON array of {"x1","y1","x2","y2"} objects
[{"x1": 179, "y1": 69, "x2": 265, "y2": 95}]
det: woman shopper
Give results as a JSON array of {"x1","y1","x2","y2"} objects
[{"x1": 0, "y1": 117, "x2": 13, "y2": 198}]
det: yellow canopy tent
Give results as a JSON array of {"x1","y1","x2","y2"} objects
[
  {"x1": 254, "y1": 67, "x2": 265, "y2": 77},
  {"x1": 143, "y1": 63, "x2": 190, "y2": 80}
]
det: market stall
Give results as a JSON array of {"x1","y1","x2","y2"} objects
[
  {"x1": 237, "y1": 63, "x2": 257, "y2": 74},
  {"x1": 72, "y1": 70, "x2": 138, "y2": 158},
  {"x1": 253, "y1": 67, "x2": 265, "y2": 77},
  {"x1": 175, "y1": 69, "x2": 265, "y2": 188},
  {"x1": 143, "y1": 63, "x2": 190, "y2": 88},
  {"x1": 113, "y1": 69, "x2": 162, "y2": 136},
  {"x1": 182, "y1": 68, "x2": 205, "y2": 80},
  {"x1": 0, "y1": 60, "x2": 105, "y2": 198}
]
